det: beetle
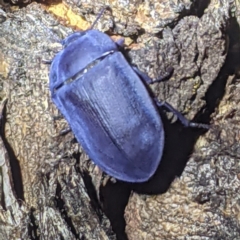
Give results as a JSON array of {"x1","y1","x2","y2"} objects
[{"x1": 49, "y1": 9, "x2": 209, "y2": 182}]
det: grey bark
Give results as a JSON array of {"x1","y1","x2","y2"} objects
[{"x1": 0, "y1": 0, "x2": 239, "y2": 239}]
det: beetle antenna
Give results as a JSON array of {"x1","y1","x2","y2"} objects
[{"x1": 90, "y1": 6, "x2": 110, "y2": 29}]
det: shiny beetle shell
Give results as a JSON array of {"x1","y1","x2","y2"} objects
[{"x1": 49, "y1": 29, "x2": 164, "y2": 182}]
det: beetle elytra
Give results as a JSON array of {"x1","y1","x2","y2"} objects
[{"x1": 49, "y1": 9, "x2": 209, "y2": 182}]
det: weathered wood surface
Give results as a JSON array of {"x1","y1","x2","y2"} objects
[
  {"x1": 0, "y1": 3, "x2": 115, "y2": 240},
  {"x1": 0, "y1": 0, "x2": 239, "y2": 239}
]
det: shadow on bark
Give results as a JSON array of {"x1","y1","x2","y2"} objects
[{"x1": 98, "y1": 15, "x2": 240, "y2": 239}]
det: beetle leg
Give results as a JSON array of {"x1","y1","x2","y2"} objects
[
  {"x1": 154, "y1": 67, "x2": 174, "y2": 83},
  {"x1": 155, "y1": 99, "x2": 210, "y2": 129},
  {"x1": 52, "y1": 114, "x2": 64, "y2": 121},
  {"x1": 42, "y1": 59, "x2": 52, "y2": 64},
  {"x1": 52, "y1": 115, "x2": 71, "y2": 135},
  {"x1": 132, "y1": 66, "x2": 153, "y2": 84},
  {"x1": 90, "y1": 6, "x2": 111, "y2": 29},
  {"x1": 133, "y1": 66, "x2": 174, "y2": 84},
  {"x1": 59, "y1": 127, "x2": 71, "y2": 136}
]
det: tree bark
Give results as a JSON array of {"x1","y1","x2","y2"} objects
[{"x1": 0, "y1": 0, "x2": 239, "y2": 239}]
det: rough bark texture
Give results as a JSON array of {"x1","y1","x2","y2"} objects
[
  {"x1": 0, "y1": 0, "x2": 239, "y2": 239},
  {"x1": 0, "y1": 3, "x2": 115, "y2": 240}
]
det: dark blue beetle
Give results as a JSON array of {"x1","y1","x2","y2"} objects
[{"x1": 49, "y1": 10, "x2": 208, "y2": 182}]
